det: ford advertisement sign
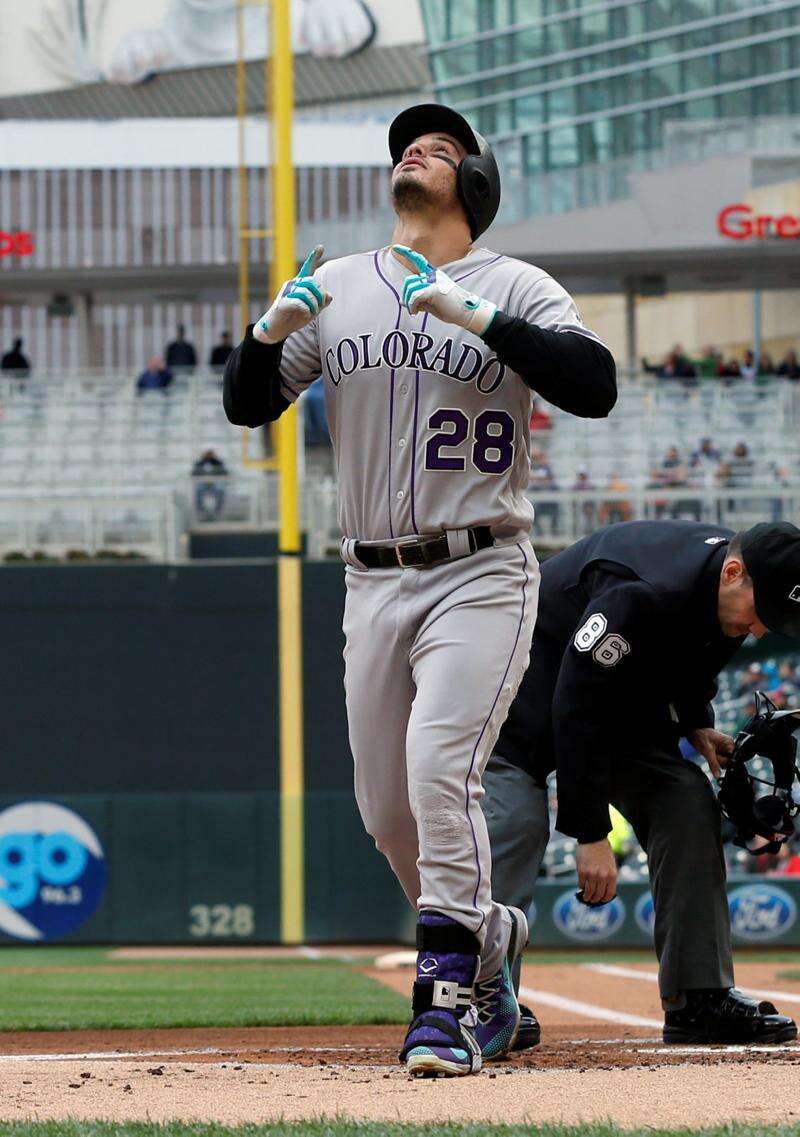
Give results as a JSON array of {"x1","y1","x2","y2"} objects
[{"x1": 728, "y1": 884, "x2": 797, "y2": 943}]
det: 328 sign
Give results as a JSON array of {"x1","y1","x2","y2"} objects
[{"x1": 0, "y1": 231, "x2": 35, "y2": 257}]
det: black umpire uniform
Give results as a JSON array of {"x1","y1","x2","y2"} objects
[{"x1": 483, "y1": 520, "x2": 799, "y2": 1017}]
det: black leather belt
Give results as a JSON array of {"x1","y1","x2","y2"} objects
[{"x1": 354, "y1": 526, "x2": 493, "y2": 570}]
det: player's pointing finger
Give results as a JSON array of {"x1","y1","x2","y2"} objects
[
  {"x1": 392, "y1": 244, "x2": 432, "y2": 275},
  {"x1": 298, "y1": 244, "x2": 325, "y2": 278}
]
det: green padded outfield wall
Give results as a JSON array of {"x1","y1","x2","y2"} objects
[
  {"x1": 0, "y1": 561, "x2": 795, "y2": 948},
  {"x1": 0, "y1": 562, "x2": 408, "y2": 946}
]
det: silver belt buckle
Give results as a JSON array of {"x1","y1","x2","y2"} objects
[{"x1": 395, "y1": 542, "x2": 418, "y2": 568}]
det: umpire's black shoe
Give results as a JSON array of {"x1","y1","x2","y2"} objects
[
  {"x1": 663, "y1": 987, "x2": 798, "y2": 1045},
  {"x1": 510, "y1": 1003, "x2": 541, "y2": 1051}
]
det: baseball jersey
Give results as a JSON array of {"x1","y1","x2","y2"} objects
[
  {"x1": 493, "y1": 520, "x2": 745, "y2": 841},
  {"x1": 277, "y1": 246, "x2": 606, "y2": 543}
]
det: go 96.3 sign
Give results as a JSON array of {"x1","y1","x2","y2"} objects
[{"x1": 0, "y1": 802, "x2": 106, "y2": 942}]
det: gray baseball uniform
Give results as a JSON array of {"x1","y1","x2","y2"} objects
[{"x1": 270, "y1": 245, "x2": 606, "y2": 978}]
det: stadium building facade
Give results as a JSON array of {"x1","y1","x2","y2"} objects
[{"x1": 420, "y1": 1, "x2": 800, "y2": 367}]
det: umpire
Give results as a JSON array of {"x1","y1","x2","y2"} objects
[{"x1": 484, "y1": 519, "x2": 800, "y2": 1045}]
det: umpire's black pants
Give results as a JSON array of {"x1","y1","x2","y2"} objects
[{"x1": 483, "y1": 746, "x2": 734, "y2": 1004}]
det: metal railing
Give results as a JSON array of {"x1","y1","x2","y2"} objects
[{"x1": 0, "y1": 494, "x2": 181, "y2": 562}]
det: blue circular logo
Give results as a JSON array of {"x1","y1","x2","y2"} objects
[
  {"x1": 551, "y1": 889, "x2": 626, "y2": 942},
  {"x1": 634, "y1": 891, "x2": 655, "y2": 936},
  {"x1": 0, "y1": 802, "x2": 106, "y2": 942},
  {"x1": 728, "y1": 883, "x2": 796, "y2": 943}
]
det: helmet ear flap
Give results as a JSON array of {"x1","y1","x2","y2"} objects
[{"x1": 456, "y1": 139, "x2": 501, "y2": 240}]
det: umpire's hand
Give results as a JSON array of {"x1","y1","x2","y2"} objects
[
  {"x1": 576, "y1": 838, "x2": 617, "y2": 905},
  {"x1": 687, "y1": 727, "x2": 734, "y2": 780}
]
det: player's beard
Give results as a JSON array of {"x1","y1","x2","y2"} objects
[{"x1": 391, "y1": 174, "x2": 438, "y2": 215}]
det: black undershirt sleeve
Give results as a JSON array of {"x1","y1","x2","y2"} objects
[
  {"x1": 223, "y1": 324, "x2": 291, "y2": 428},
  {"x1": 481, "y1": 310, "x2": 617, "y2": 419}
]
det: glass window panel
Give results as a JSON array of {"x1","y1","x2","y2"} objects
[
  {"x1": 547, "y1": 85, "x2": 577, "y2": 120},
  {"x1": 683, "y1": 26, "x2": 715, "y2": 51},
  {"x1": 578, "y1": 80, "x2": 613, "y2": 114},
  {"x1": 682, "y1": 0, "x2": 716, "y2": 17},
  {"x1": 432, "y1": 44, "x2": 480, "y2": 83},
  {"x1": 718, "y1": 88, "x2": 752, "y2": 116},
  {"x1": 683, "y1": 55, "x2": 715, "y2": 91},
  {"x1": 648, "y1": 36, "x2": 682, "y2": 59},
  {"x1": 649, "y1": 61, "x2": 682, "y2": 98},
  {"x1": 522, "y1": 130, "x2": 544, "y2": 178},
  {"x1": 578, "y1": 120, "x2": 611, "y2": 165},
  {"x1": 645, "y1": 2, "x2": 679, "y2": 32},
  {"x1": 685, "y1": 95, "x2": 716, "y2": 120},
  {"x1": 546, "y1": 18, "x2": 578, "y2": 54},
  {"x1": 547, "y1": 124, "x2": 580, "y2": 169},
  {"x1": 578, "y1": 9, "x2": 610, "y2": 47},
  {"x1": 716, "y1": 19, "x2": 752, "y2": 44},
  {"x1": 516, "y1": 91, "x2": 546, "y2": 131},
  {"x1": 753, "y1": 80, "x2": 793, "y2": 116},
  {"x1": 718, "y1": 45, "x2": 754, "y2": 82},
  {"x1": 615, "y1": 4, "x2": 645, "y2": 38},
  {"x1": 751, "y1": 39, "x2": 789, "y2": 76},
  {"x1": 515, "y1": 25, "x2": 545, "y2": 58}
]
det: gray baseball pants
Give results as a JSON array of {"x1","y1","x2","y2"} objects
[
  {"x1": 343, "y1": 540, "x2": 539, "y2": 980},
  {"x1": 483, "y1": 748, "x2": 733, "y2": 1002}
]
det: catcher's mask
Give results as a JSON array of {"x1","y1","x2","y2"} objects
[{"x1": 718, "y1": 691, "x2": 800, "y2": 854}]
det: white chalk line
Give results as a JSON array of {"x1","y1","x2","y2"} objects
[
  {"x1": 0, "y1": 1046, "x2": 391, "y2": 1064},
  {"x1": 518, "y1": 984, "x2": 662, "y2": 1029},
  {"x1": 641, "y1": 1045, "x2": 799, "y2": 1055},
  {"x1": 583, "y1": 962, "x2": 800, "y2": 1006}
]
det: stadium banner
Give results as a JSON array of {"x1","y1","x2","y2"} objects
[{"x1": 0, "y1": 790, "x2": 796, "y2": 946}]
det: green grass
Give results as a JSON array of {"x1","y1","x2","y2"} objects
[
  {"x1": 0, "y1": 943, "x2": 796, "y2": 1032},
  {"x1": 0, "y1": 958, "x2": 407, "y2": 1031},
  {"x1": 0, "y1": 1123, "x2": 798, "y2": 1137},
  {"x1": 776, "y1": 969, "x2": 800, "y2": 981}
]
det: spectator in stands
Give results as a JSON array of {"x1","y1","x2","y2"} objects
[
  {"x1": 689, "y1": 436, "x2": 722, "y2": 486},
  {"x1": 649, "y1": 446, "x2": 689, "y2": 518},
  {"x1": 571, "y1": 468, "x2": 595, "y2": 492},
  {"x1": 529, "y1": 448, "x2": 559, "y2": 536},
  {"x1": 721, "y1": 357, "x2": 742, "y2": 381},
  {"x1": 740, "y1": 350, "x2": 758, "y2": 381},
  {"x1": 641, "y1": 344, "x2": 696, "y2": 383},
  {"x1": 651, "y1": 445, "x2": 688, "y2": 487},
  {"x1": 1, "y1": 337, "x2": 31, "y2": 377},
  {"x1": 209, "y1": 332, "x2": 233, "y2": 371},
  {"x1": 529, "y1": 398, "x2": 553, "y2": 433},
  {"x1": 165, "y1": 325, "x2": 197, "y2": 372},
  {"x1": 136, "y1": 355, "x2": 173, "y2": 393},
  {"x1": 726, "y1": 441, "x2": 755, "y2": 488},
  {"x1": 777, "y1": 350, "x2": 800, "y2": 380},
  {"x1": 571, "y1": 467, "x2": 596, "y2": 530},
  {"x1": 693, "y1": 345, "x2": 722, "y2": 379},
  {"x1": 758, "y1": 352, "x2": 776, "y2": 376},
  {"x1": 191, "y1": 446, "x2": 228, "y2": 522},
  {"x1": 598, "y1": 471, "x2": 633, "y2": 524}
]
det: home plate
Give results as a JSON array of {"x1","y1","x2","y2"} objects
[{"x1": 374, "y1": 949, "x2": 416, "y2": 970}]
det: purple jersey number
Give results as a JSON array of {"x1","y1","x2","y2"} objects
[
  {"x1": 425, "y1": 408, "x2": 470, "y2": 471},
  {"x1": 425, "y1": 408, "x2": 515, "y2": 474},
  {"x1": 473, "y1": 409, "x2": 515, "y2": 474}
]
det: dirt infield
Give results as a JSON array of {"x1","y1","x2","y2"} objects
[{"x1": 0, "y1": 956, "x2": 798, "y2": 1126}]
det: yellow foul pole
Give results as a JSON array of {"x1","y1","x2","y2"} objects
[{"x1": 270, "y1": 0, "x2": 305, "y2": 943}]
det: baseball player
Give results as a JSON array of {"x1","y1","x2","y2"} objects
[
  {"x1": 483, "y1": 520, "x2": 800, "y2": 1046},
  {"x1": 224, "y1": 102, "x2": 616, "y2": 1076}
]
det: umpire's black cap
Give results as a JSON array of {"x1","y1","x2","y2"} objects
[{"x1": 741, "y1": 522, "x2": 800, "y2": 637}]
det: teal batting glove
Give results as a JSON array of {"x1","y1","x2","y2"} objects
[
  {"x1": 254, "y1": 245, "x2": 333, "y2": 344},
  {"x1": 392, "y1": 245, "x2": 497, "y2": 335}
]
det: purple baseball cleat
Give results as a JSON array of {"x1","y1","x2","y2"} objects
[
  {"x1": 473, "y1": 905, "x2": 529, "y2": 1059},
  {"x1": 399, "y1": 911, "x2": 482, "y2": 1077}
]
